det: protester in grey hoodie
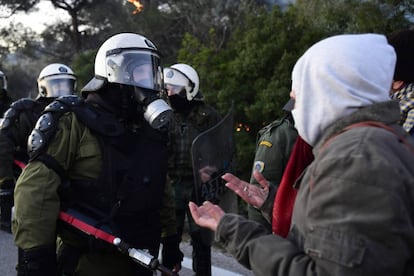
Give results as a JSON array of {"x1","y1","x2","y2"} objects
[{"x1": 189, "y1": 34, "x2": 414, "y2": 276}]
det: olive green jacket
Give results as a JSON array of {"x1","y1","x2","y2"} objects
[
  {"x1": 248, "y1": 114, "x2": 298, "y2": 229},
  {"x1": 13, "y1": 112, "x2": 177, "y2": 250},
  {"x1": 216, "y1": 101, "x2": 414, "y2": 275}
]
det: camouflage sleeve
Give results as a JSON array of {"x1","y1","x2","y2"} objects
[
  {"x1": 13, "y1": 113, "x2": 101, "y2": 250},
  {"x1": 160, "y1": 175, "x2": 178, "y2": 238}
]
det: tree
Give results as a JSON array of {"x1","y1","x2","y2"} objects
[
  {"x1": 295, "y1": 0, "x2": 412, "y2": 34},
  {"x1": 176, "y1": 0, "x2": 413, "y2": 178},
  {"x1": 0, "y1": 0, "x2": 39, "y2": 18},
  {"x1": 176, "y1": 5, "x2": 323, "y2": 178}
]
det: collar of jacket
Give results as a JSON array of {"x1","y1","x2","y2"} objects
[{"x1": 313, "y1": 100, "x2": 401, "y2": 153}]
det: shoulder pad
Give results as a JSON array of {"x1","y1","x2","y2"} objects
[
  {"x1": 44, "y1": 95, "x2": 84, "y2": 113},
  {"x1": 0, "y1": 98, "x2": 37, "y2": 130},
  {"x1": 10, "y1": 98, "x2": 37, "y2": 111},
  {"x1": 57, "y1": 95, "x2": 84, "y2": 107},
  {"x1": 27, "y1": 112, "x2": 56, "y2": 156},
  {"x1": 0, "y1": 107, "x2": 16, "y2": 129},
  {"x1": 27, "y1": 96, "x2": 84, "y2": 158}
]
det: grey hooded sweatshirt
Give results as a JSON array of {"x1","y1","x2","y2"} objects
[{"x1": 215, "y1": 34, "x2": 414, "y2": 275}]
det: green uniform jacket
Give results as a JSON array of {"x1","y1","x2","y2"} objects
[
  {"x1": 13, "y1": 112, "x2": 177, "y2": 250},
  {"x1": 215, "y1": 101, "x2": 414, "y2": 275},
  {"x1": 248, "y1": 113, "x2": 297, "y2": 228}
]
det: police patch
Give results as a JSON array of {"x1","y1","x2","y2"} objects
[{"x1": 253, "y1": 161, "x2": 265, "y2": 173}]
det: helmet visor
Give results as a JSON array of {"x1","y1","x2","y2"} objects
[
  {"x1": 165, "y1": 83, "x2": 187, "y2": 98},
  {"x1": 106, "y1": 49, "x2": 162, "y2": 92},
  {"x1": 39, "y1": 77, "x2": 76, "y2": 97},
  {"x1": 164, "y1": 68, "x2": 193, "y2": 98}
]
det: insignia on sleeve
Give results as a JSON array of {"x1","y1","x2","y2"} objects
[{"x1": 253, "y1": 161, "x2": 265, "y2": 173}]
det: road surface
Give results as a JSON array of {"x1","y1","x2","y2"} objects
[{"x1": 0, "y1": 230, "x2": 253, "y2": 276}]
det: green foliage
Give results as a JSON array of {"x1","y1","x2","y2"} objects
[
  {"x1": 295, "y1": 0, "x2": 411, "y2": 35},
  {"x1": 71, "y1": 49, "x2": 96, "y2": 95},
  {"x1": 175, "y1": 0, "x2": 413, "y2": 177},
  {"x1": 1, "y1": 0, "x2": 414, "y2": 180},
  {"x1": 176, "y1": 6, "x2": 324, "y2": 175}
]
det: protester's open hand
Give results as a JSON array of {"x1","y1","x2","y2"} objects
[
  {"x1": 222, "y1": 171, "x2": 269, "y2": 208},
  {"x1": 188, "y1": 201, "x2": 225, "y2": 232}
]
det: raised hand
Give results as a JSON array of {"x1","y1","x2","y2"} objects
[
  {"x1": 188, "y1": 201, "x2": 225, "y2": 231},
  {"x1": 221, "y1": 171, "x2": 269, "y2": 209}
]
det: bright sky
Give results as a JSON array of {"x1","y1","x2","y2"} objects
[{"x1": 0, "y1": 1, "x2": 70, "y2": 33}]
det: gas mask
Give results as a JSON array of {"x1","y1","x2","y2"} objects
[{"x1": 134, "y1": 87, "x2": 172, "y2": 131}]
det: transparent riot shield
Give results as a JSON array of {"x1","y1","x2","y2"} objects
[{"x1": 191, "y1": 105, "x2": 235, "y2": 205}]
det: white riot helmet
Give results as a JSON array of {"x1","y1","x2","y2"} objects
[
  {"x1": 81, "y1": 33, "x2": 172, "y2": 130},
  {"x1": 163, "y1": 63, "x2": 201, "y2": 101},
  {"x1": 0, "y1": 70, "x2": 7, "y2": 92},
  {"x1": 82, "y1": 32, "x2": 163, "y2": 93},
  {"x1": 37, "y1": 63, "x2": 76, "y2": 98}
]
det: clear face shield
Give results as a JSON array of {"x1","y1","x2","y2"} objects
[
  {"x1": 39, "y1": 77, "x2": 76, "y2": 98},
  {"x1": 106, "y1": 49, "x2": 163, "y2": 91},
  {"x1": 106, "y1": 49, "x2": 172, "y2": 131},
  {"x1": 164, "y1": 68, "x2": 193, "y2": 99}
]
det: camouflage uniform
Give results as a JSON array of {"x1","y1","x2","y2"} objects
[
  {"x1": 168, "y1": 101, "x2": 221, "y2": 276},
  {"x1": 248, "y1": 112, "x2": 297, "y2": 230}
]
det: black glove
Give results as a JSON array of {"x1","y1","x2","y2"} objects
[
  {"x1": 161, "y1": 234, "x2": 184, "y2": 272},
  {"x1": 17, "y1": 246, "x2": 57, "y2": 276}
]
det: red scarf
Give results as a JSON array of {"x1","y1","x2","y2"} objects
[{"x1": 271, "y1": 136, "x2": 314, "y2": 237}]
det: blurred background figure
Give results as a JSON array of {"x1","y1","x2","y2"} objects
[
  {"x1": 388, "y1": 29, "x2": 414, "y2": 136},
  {"x1": 0, "y1": 63, "x2": 76, "y2": 233},
  {"x1": 164, "y1": 63, "x2": 222, "y2": 276},
  {"x1": 247, "y1": 99, "x2": 297, "y2": 231}
]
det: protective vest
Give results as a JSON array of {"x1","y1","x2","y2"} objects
[
  {"x1": 0, "y1": 98, "x2": 44, "y2": 132},
  {"x1": 29, "y1": 95, "x2": 168, "y2": 248}
]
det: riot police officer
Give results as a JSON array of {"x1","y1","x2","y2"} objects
[
  {"x1": 163, "y1": 63, "x2": 222, "y2": 276},
  {"x1": 13, "y1": 33, "x2": 183, "y2": 276},
  {"x1": 0, "y1": 63, "x2": 76, "y2": 233}
]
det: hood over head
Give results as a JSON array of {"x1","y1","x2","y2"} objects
[{"x1": 291, "y1": 33, "x2": 396, "y2": 146}]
